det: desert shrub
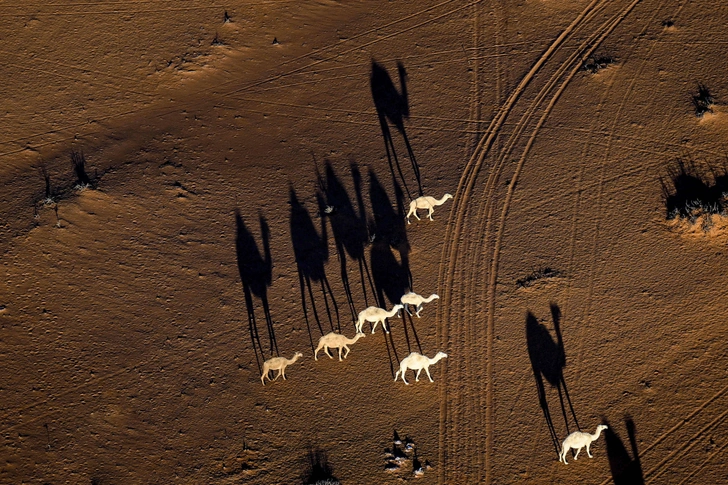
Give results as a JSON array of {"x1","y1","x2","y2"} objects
[
  {"x1": 661, "y1": 158, "x2": 728, "y2": 220},
  {"x1": 71, "y1": 149, "x2": 93, "y2": 190},
  {"x1": 582, "y1": 54, "x2": 617, "y2": 74},
  {"x1": 517, "y1": 267, "x2": 562, "y2": 289},
  {"x1": 692, "y1": 84, "x2": 714, "y2": 117}
]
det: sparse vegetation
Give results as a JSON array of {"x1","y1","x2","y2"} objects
[
  {"x1": 662, "y1": 158, "x2": 728, "y2": 220},
  {"x1": 211, "y1": 32, "x2": 225, "y2": 46},
  {"x1": 692, "y1": 83, "x2": 715, "y2": 117},
  {"x1": 582, "y1": 54, "x2": 617, "y2": 74},
  {"x1": 37, "y1": 164, "x2": 54, "y2": 205},
  {"x1": 517, "y1": 267, "x2": 562, "y2": 289},
  {"x1": 71, "y1": 149, "x2": 93, "y2": 190}
]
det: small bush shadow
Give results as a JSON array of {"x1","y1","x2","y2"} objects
[
  {"x1": 692, "y1": 83, "x2": 715, "y2": 117},
  {"x1": 661, "y1": 157, "x2": 728, "y2": 220}
]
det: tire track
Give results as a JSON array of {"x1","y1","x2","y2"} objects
[
  {"x1": 436, "y1": 0, "x2": 642, "y2": 482},
  {"x1": 572, "y1": 0, "x2": 674, "y2": 385},
  {"x1": 459, "y1": 0, "x2": 628, "y2": 478}
]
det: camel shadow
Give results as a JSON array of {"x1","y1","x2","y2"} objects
[
  {"x1": 525, "y1": 304, "x2": 580, "y2": 454},
  {"x1": 370, "y1": 60, "x2": 422, "y2": 199},
  {"x1": 235, "y1": 209, "x2": 275, "y2": 371},
  {"x1": 603, "y1": 416, "x2": 645, "y2": 485},
  {"x1": 316, "y1": 160, "x2": 375, "y2": 323},
  {"x1": 289, "y1": 186, "x2": 340, "y2": 351},
  {"x1": 368, "y1": 170, "x2": 416, "y2": 373},
  {"x1": 301, "y1": 448, "x2": 339, "y2": 485}
]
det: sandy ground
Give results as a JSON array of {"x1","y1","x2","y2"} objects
[{"x1": 2, "y1": 1, "x2": 728, "y2": 484}]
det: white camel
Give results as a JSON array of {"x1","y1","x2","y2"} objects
[
  {"x1": 559, "y1": 424, "x2": 608, "y2": 464},
  {"x1": 394, "y1": 351, "x2": 448, "y2": 384},
  {"x1": 315, "y1": 332, "x2": 365, "y2": 361},
  {"x1": 406, "y1": 194, "x2": 453, "y2": 224},
  {"x1": 356, "y1": 304, "x2": 404, "y2": 334},
  {"x1": 399, "y1": 292, "x2": 439, "y2": 318},
  {"x1": 260, "y1": 352, "x2": 303, "y2": 385}
]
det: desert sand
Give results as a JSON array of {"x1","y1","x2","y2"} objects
[{"x1": 2, "y1": 1, "x2": 728, "y2": 484}]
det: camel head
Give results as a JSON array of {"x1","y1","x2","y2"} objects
[
  {"x1": 444, "y1": 193, "x2": 453, "y2": 201},
  {"x1": 293, "y1": 352, "x2": 303, "y2": 360},
  {"x1": 596, "y1": 424, "x2": 608, "y2": 433},
  {"x1": 392, "y1": 304, "x2": 404, "y2": 312}
]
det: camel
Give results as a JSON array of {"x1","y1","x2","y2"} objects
[
  {"x1": 315, "y1": 332, "x2": 365, "y2": 361},
  {"x1": 394, "y1": 351, "x2": 448, "y2": 385},
  {"x1": 559, "y1": 424, "x2": 608, "y2": 464},
  {"x1": 260, "y1": 352, "x2": 303, "y2": 385},
  {"x1": 406, "y1": 194, "x2": 453, "y2": 224},
  {"x1": 399, "y1": 292, "x2": 439, "y2": 318},
  {"x1": 356, "y1": 304, "x2": 404, "y2": 334}
]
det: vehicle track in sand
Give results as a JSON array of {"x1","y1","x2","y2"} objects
[{"x1": 436, "y1": 0, "x2": 642, "y2": 482}]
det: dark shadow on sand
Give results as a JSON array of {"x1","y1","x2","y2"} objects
[
  {"x1": 235, "y1": 209, "x2": 275, "y2": 371},
  {"x1": 370, "y1": 60, "x2": 422, "y2": 199},
  {"x1": 604, "y1": 416, "x2": 645, "y2": 485},
  {"x1": 317, "y1": 160, "x2": 375, "y2": 323},
  {"x1": 525, "y1": 304, "x2": 580, "y2": 455},
  {"x1": 289, "y1": 187, "x2": 340, "y2": 352}
]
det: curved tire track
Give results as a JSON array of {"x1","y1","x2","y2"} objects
[{"x1": 437, "y1": 0, "x2": 642, "y2": 482}]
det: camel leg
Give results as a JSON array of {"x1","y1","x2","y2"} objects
[
  {"x1": 338, "y1": 347, "x2": 343, "y2": 361},
  {"x1": 573, "y1": 447, "x2": 581, "y2": 460},
  {"x1": 415, "y1": 305, "x2": 422, "y2": 318},
  {"x1": 402, "y1": 370, "x2": 410, "y2": 385},
  {"x1": 261, "y1": 371, "x2": 267, "y2": 385},
  {"x1": 272, "y1": 370, "x2": 281, "y2": 381},
  {"x1": 560, "y1": 447, "x2": 568, "y2": 464},
  {"x1": 325, "y1": 346, "x2": 334, "y2": 359},
  {"x1": 314, "y1": 344, "x2": 323, "y2": 361},
  {"x1": 415, "y1": 369, "x2": 421, "y2": 382},
  {"x1": 586, "y1": 444, "x2": 592, "y2": 458},
  {"x1": 371, "y1": 321, "x2": 378, "y2": 334},
  {"x1": 425, "y1": 367, "x2": 433, "y2": 382},
  {"x1": 281, "y1": 368, "x2": 287, "y2": 380},
  {"x1": 427, "y1": 207, "x2": 434, "y2": 221},
  {"x1": 343, "y1": 345, "x2": 350, "y2": 359},
  {"x1": 405, "y1": 305, "x2": 413, "y2": 316},
  {"x1": 382, "y1": 320, "x2": 390, "y2": 333}
]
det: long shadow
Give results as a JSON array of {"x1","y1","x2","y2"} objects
[
  {"x1": 525, "y1": 304, "x2": 580, "y2": 455},
  {"x1": 289, "y1": 187, "x2": 340, "y2": 352},
  {"x1": 370, "y1": 60, "x2": 422, "y2": 199},
  {"x1": 317, "y1": 160, "x2": 375, "y2": 323},
  {"x1": 368, "y1": 170, "x2": 412, "y2": 307},
  {"x1": 368, "y1": 171, "x2": 417, "y2": 373},
  {"x1": 604, "y1": 417, "x2": 645, "y2": 485},
  {"x1": 235, "y1": 209, "x2": 275, "y2": 371}
]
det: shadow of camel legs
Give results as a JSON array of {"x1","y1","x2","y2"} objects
[{"x1": 604, "y1": 416, "x2": 645, "y2": 485}]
